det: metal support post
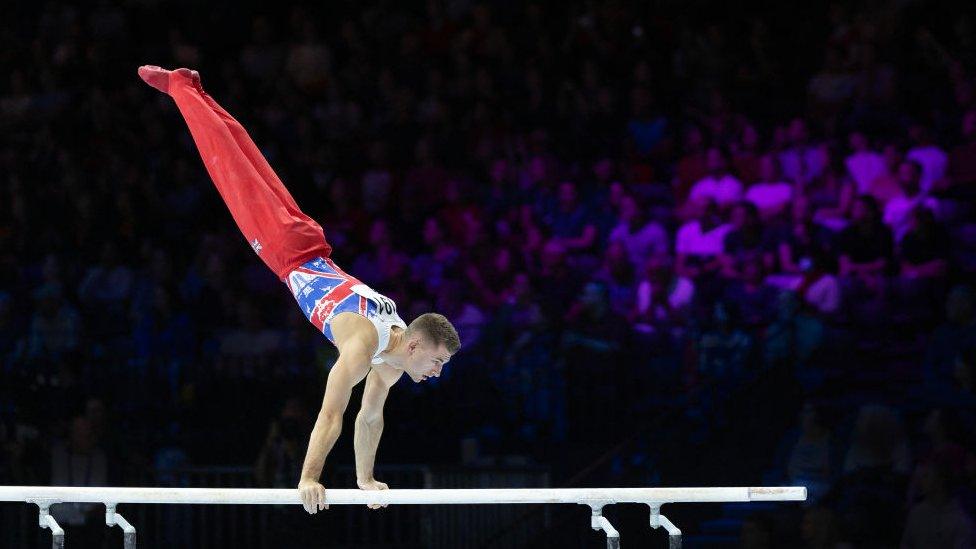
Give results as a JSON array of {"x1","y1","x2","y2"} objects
[
  {"x1": 36, "y1": 503, "x2": 65, "y2": 549},
  {"x1": 649, "y1": 504, "x2": 682, "y2": 549},
  {"x1": 590, "y1": 505, "x2": 621, "y2": 549},
  {"x1": 106, "y1": 504, "x2": 137, "y2": 549}
]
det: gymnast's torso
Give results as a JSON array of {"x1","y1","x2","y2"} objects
[{"x1": 285, "y1": 256, "x2": 407, "y2": 364}]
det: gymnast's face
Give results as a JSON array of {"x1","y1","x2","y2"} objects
[{"x1": 405, "y1": 338, "x2": 451, "y2": 383}]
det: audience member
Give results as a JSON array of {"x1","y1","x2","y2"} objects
[
  {"x1": 925, "y1": 286, "x2": 976, "y2": 388},
  {"x1": 867, "y1": 144, "x2": 907, "y2": 207},
  {"x1": 256, "y1": 397, "x2": 312, "y2": 488},
  {"x1": 947, "y1": 109, "x2": 976, "y2": 192},
  {"x1": 51, "y1": 416, "x2": 109, "y2": 546},
  {"x1": 744, "y1": 154, "x2": 793, "y2": 221},
  {"x1": 543, "y1": 181, "x2": 598, "y2": 255},
  {"x1": 883, "y1": 160, "x2": 938, "y2": 242},
  {"x1": 845, "y1": 131, "x2": 886, "y2": 196},
  {"x1": 838, "y1": 196, "x2": 893, "y2": 306},
  {"x1": 686, "y1": 147, "x2": 744, "y2": 211},
  {"x1": 722, "y1": 201, "x2": 773, "y2": 278},
  {"x1": 906, "y1": 124, "x2": 948, "y2": 193},
  {"x1": 676, "y1": 200, "x2": 731, "y2": 280},
  {"x1": 607, "y1": 194, "x2": 668, "y2": 272},
  {"x1": 901, "y1": 458, "x2": 975, "y2": 548},
  {"x1": 786, "y1": 403, "x2": 835, "y2": 504},
  {"x1": 779, "y1": 118, "x2": 828, "y2": 185}
]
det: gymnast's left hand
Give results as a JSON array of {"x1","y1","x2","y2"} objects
[{"x1": 357, "y1": 478, "x2": 389, "y2": 509}]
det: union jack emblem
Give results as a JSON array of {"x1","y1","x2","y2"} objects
[{"x1": 312, "y1": 299, "x2": 338, "y2": 325}]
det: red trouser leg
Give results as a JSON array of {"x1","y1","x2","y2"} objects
[{"x1": 167, "y1": 71, "x2": 331, "y2": 279}]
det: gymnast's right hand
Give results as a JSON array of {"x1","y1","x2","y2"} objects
[{"x1": 299, "y1": 479, "x2": 328, "y2": 514}]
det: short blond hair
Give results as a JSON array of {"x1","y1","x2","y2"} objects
[{"x1": 407, "y1": 313, "x2": 461, "y2": 354}]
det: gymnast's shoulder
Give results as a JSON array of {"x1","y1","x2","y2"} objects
[{"x1": 330, "y1": 312, "x2": 380, "y2": 358}]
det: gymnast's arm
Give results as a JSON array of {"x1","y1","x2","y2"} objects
[
  {"x1": 355, "y1": 367, "x2": 402, "y2": 490},
  {"x1": 298, "y1": 339, "x2": 371, "y2": 513}
]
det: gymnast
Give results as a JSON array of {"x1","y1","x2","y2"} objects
[{"x1": 138, "y1": 66, "x2": 460, "y2": 514}]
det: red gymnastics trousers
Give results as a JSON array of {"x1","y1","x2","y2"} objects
[{"x1": 144, "y1": 67, "x2": 332, "y2": 280}]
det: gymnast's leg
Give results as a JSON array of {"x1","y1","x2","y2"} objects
[{"x1": 138, "y1": 65, "x2": 331, "y2": 280}]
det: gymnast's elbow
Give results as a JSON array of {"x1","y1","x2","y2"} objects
[
  {"x1": 316, "y1": 409, "x2": 344, "y2": 426},
  {"x1": 356, "y1": 409, "x2": 383, "y2": 426}
]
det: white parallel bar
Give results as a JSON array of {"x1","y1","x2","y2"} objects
[{"x1": 0, "y1": 486, "x2": 805, "y2": 505}]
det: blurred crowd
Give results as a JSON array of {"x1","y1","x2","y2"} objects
[{"x1": 2, "y1": 1, "x2": 976, "y2": 546}]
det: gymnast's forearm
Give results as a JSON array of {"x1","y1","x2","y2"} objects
[
  {"x1": 354, "y1": 413, "x2": 384, "y2": 482},
  {"x1": 300, "y1": 413, "x2": 343, "y2": 482}
]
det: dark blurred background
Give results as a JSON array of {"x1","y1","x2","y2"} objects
[{"x1": 2, "y1": 0, "x2": 976, "y2": 547}]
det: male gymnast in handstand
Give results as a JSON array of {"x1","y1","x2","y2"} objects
[{"x1": 137, "y1": 66, "x2": 461, "y2": 514}]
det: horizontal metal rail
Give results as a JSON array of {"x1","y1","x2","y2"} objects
[
  {"x1": 0, "y1": 486, "x2": 805, "y2": 505},
  {"x1": 2, "y1": 485, "x2": 805, "y2": 549}
]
